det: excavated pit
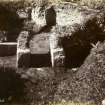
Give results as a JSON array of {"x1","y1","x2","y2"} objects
[
  {"x1": 29, "y1": 32, "x2": 52, "y2": 67},
  {"x1": 1, "y1": 2, "x2": 105, "y2": 104},
  {"x1": 61, "y1": 13, "x2": 105, "y2": 68},
  {"x1": 17, "y1": 2, "x2": 105, "y2": 68}
]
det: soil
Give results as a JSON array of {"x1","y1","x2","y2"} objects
[
  {"x1": 0, "y1": 55, "x2": 16, "y2": 68},
  {"x1": 0, "y1": 1, "x2": 105, "y2": 105}
]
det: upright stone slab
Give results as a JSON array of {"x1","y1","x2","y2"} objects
[
  {"x1": 17, "y1": 31, "x2": 31, "y2": 68},
  {"x1": 50, "y1": 32, "x2": 65, "y2": 67}
]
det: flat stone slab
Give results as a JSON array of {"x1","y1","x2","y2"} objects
[{"x1": 0, "y1": 42, "x2": 17, "y2": 56}]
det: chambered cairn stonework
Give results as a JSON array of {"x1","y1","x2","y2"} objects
[{"x1": 17, "y1": 1, "x2": 105, "y2": 69}]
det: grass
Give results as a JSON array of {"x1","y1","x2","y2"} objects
[
  {"x1": 50, "y1": 0, "x2": 105, "y2": 9},
  {"x1": 1, "y1": 101, "x2": 96, "y2": 105},
  {"x1": 79, "y1": 0, "x2": 105, "y2": 8},
  {"x1": 0, "y1": 0, "x2": 104, "y2": 9},
  {"x1": 48, "y1": 100, "x2": 96, "y2": 105},
  {"x1": 0, "y1": 0, "x2": 104, "y2": 105}
]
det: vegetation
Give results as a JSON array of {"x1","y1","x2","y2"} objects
[
  {"x1": 2, "y1": 101, "x2": 96, "y2": 105},
  {"x1": 0, "y1": 0, "x2": 105, "y2": 9},
  {"x1": 0, "y1": 0, "x2": 104, "y2": 105}
]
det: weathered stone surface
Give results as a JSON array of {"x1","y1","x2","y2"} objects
[
  {"x1": 31, "y1": 5, "x2": 56, "y2": 28},
  {"x1": 50, "y1": 3, "x2": 105, "y2": 68},
  {"x1": 23, "y1": 21, "x2": 40, "y2": 33},
  {"x1": 31, "y1": 6, "x2": 46, "y2": 27},
  {"x1": 102, "y1": 100, "x2": 105, "y2": 105},
  {"x1": 17, "y1": 31, "x2": 31, "y2": 68},
  {"x1": 17, "y1": 2, "x2": 105, "y2": 69},
  {"x1": 50, "y1": 32, "x2": 65, "y2": 67},
  {"x1": 17, "y1": 8, "x2": 30, "y2": 19},
  {"x1": 29, "y1": 32, "x2": 50, "y2": 54},
  {"x1": 17, "y1": 31, "x2": 30, "y2": 50}
]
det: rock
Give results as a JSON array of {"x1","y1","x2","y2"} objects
[
  {"x1": 102, "y1": 99, "x2": 105, "y2": 105},
  {"x1": 17, "y1": 31, "x2": 31, "y2": 68},
  {"x1": 23, "y1": 21, "x2": 40, "y2": 33},
  {"x1": 17, "y1": 8, "x2": 30, "y2": 19},
  {"x1": 31, "y1": 5, "x2": 56, "y2": 29},
  {"x1": 31, "y1": 6, "x2": 46, "y2": 27},
  {"x1": 5, "y1": 2, "x2": 105, "y2": 104},
  {"x1": 17, "y1": 31, "x2": 30, "y2": 50},
  {"x1": 17, "y1": 2, "x2": 105, "y2": 69},
  {"x1": 0, "y1": 43, "x2": 17, "y2": 57},
  {"x1": 29, "y1": 32, "x2": 50, "y2": 54},
  {"x1": 51, "y1": 3, "x2": 105, "y2": 68},
  {"x1": 50, "y1": 32, "x2": 65, "y2": 67}
]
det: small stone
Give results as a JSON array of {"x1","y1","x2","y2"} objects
[{"x1": 102, "y1": 100, "x2": 105, "y2": 105}]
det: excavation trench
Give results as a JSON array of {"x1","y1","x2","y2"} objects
[{"x1": 1, "y1": 2, "x2": 105, "y2": 69}]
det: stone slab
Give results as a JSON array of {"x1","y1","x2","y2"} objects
[
  {"x1": 29, "y1": 33, "x2": 50, "y2": 54},
  {"x1": 17, "y1": 31, "x2": 31, "y2": 68},
  {"x1": 0, "y1": 42, "x2": 17, "y2": 56}
]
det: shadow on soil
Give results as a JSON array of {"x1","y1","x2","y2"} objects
[
  {"x1": 62, "y1": 17, "x2": 105, "y2": 68},
  {"x1": 30, "y1": 53, "x2": 51, "y2": 67},
  {"x1": 0, "y1": 3, "x2": 24, "y2": 42},
  {"x1": 18, "y1": 53, "x2": 51, "y2": 68},
  {"x1": 0, "y1": 67, "x2": 25, "y2": 103}
]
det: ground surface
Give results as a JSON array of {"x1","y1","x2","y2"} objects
[
  {"x1": 0, "y1": 55, "x2": 16, "y2": 68},
  {"x1": 0, "y1": 1, "x2": 105, "y2": 105}
]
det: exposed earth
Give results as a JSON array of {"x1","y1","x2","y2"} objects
[{"x1": 0, "y1": 1, "x2": 105, "y2": 105}]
